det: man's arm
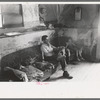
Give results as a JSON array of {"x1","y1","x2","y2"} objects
[{"x1": 51, "y1": 44, "x2": 56, "y2": 49}]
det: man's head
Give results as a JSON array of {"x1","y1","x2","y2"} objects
[{"x1": 41, "y1": 35, "x2": 49, "y2": 44}]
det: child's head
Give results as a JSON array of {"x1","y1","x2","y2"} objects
[
  {"x1": 66, "y1": 37, "x2": 72, "y2": 43},
  {"x1": 65, "y1": 37, "x2": 73, "y2": 46}
]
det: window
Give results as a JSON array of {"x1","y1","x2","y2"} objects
[
  {"x1": 0, "y1": 5, "x2": 3, "y2": 28},
  {"x1": 75, "y1": 7, "x2": 82, "y2": 21},
  {"x1": 0, "y1": 4, "x2": 24, "y2": 28}
]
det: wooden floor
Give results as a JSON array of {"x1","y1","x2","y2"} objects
[{"x1": 47, "y1": 62, "x2": 100, "y2": 82}]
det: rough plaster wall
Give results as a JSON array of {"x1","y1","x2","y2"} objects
[
  {"x1": 62, "y1": 28, "x2": 94, "y2": 47},
  {"x1": 22, "y1": 4, "x2": 40, "y2": 28},
  {"x1": 0, "y1": 30, "x2": 55, "y2": 60},
  {"x1": 45, "y1": 5, "x2": 57, "y2": 21},
  {"x1": 64, "y1": 28, "x2": 78, "y2": 41}
]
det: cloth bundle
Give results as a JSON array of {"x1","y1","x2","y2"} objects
[{"x1": 34, "y1": 61, "x2": 54, "y2": 72}]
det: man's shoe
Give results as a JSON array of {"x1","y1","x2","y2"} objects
[
  {"x1": 63, "y1": 71, "x2": 73, "y2": 79},
  {"x1": 77, "y1": 58, "x2": 81, "y2": 61},
  {"x1": 80, "y1": 57, "x2": 85, "y2": 61},
  {"x1": 65, "y1": 76, "x2": 73, "y2": 79}
]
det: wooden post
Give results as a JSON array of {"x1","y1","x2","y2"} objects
[{"x1": 96, "y1": 5, "x2": 100, "y2": 61}]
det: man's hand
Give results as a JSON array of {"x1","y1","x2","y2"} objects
[{"x1": 42, "y1": 59, "x2": 45, "y2": 62}]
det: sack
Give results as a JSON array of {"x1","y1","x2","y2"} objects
[
  {"x1": 34, "y1": 61, "x2": 54, "y2": 71},
  {"x1": 34, "y1": 61, "x2": 55, "y2": 81}
]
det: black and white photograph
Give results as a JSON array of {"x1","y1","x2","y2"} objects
[{"x1": 0, "y1": 1, "x2": 100, "y2": 98}]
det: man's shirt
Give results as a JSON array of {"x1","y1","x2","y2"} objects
[{"x1": 41, "y1": 43, "x2": 54, "y2": 57}]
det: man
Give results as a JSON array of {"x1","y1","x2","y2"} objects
[{"x1": 41, "y1": 35, "x2": 73, "y2": 79}]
